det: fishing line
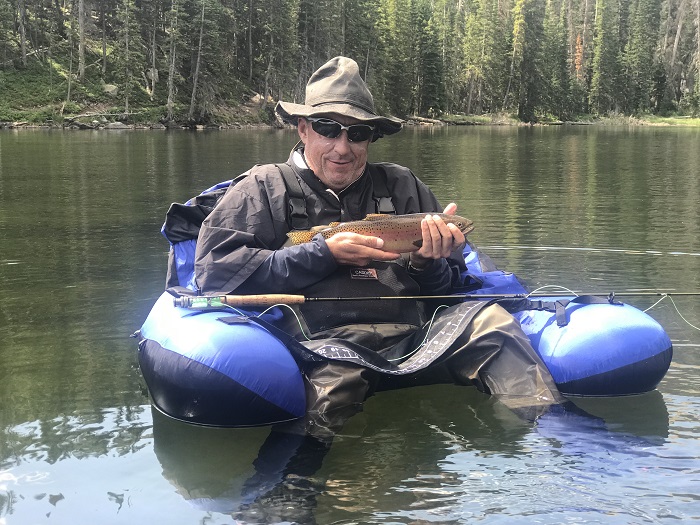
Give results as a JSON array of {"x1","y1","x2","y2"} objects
[
  {"x1": 526, "y1": 284, "x2": 580, "y2": 297},
  {"x1": 483, "y1": 245, "x2": 700, "y2": 258},
  {"x1": 644, "y1": 294, "x2": 700, "y2": 332},
  {"x1": 385, "y1": 304, "x2": 451, "y2": 362},
  {"x1": 218, "y1": 302, "x2": 314, "y2": 340},
  {"x1": 223, "y1": 299, "x2": 455, "y2": 361},
  {"x1": 220, "y1": 304, "x2": 248, "y2": 316},
  {"x1": 257, "y1": 303, "x2": 313, "y2": 341},
  {"x1": 530, "y1": 284, "x2": 700, "y2": 334},
  {"x1": 643, "y1": 296, "x2": 668, "y2": 313}
]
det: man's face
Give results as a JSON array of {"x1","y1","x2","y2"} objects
[{"x1": 297, "y1": 114, "x2": 372, "y2": 192}]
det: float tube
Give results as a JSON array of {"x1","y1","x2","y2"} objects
[{"x1": 138, "y1": 242, "x2": 673, "y2": 427}]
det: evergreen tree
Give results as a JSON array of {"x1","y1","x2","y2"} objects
[
  {"x1": 343, "y1": 0, "x2": 381, "y2": 79},
  {"x1": 166, "y1": 0, "x2": 182, "y2": 121},
  {"x1": 463, "y1": 0, "x2": 512, "y2": 114},
  {"x1": 111, "y1": 0, "x2": 147, "y2": 114},
  {"x1": 696, "y1": 0, "x2": 700, "y2": 105},
  {"x1": 623, "y1": 0, "x2": 662, "y2": 112},
  {"x1": 432, "y1": 0, "x2": 465, "y2": 114},
  {"x1": 375, "y1": 0, "x2": 415, "y2": 116},
  {"x1": 0, "y1": 0, "x2": 13, "y2": 60},
  {"x1": 542, "y1": 0, "x2": 572, "y2": 118},
  {"x1": 1, "y1": 0, "x2": 698, "y2": 122},
  {"x1": 506, "y1": 0, "x2": 546, "y2": 121},
  {"x1": 463, "y1": 0, "x2": 491, "y2": 113},
  {"x1": 589, "y1": 0, "x2": 623, "y2": 114},
  {"x1": 414, "y1": 0, "x2": 444, "y2": 115}
]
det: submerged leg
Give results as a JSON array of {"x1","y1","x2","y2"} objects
[{"x1": 456, "y1": 304, "x2": 566, "y2": 406}]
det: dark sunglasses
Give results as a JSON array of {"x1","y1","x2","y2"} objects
[{"x1": 306, "y1": 117, "x2": 375, "y2": 142}]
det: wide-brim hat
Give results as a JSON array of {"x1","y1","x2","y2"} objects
[{"x1": 276, "y1": 56, "x2": 403, "y2": 139}]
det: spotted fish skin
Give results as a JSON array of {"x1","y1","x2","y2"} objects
[{"x1": 286, "y1": 213, "x2": 475, "y2": 253}]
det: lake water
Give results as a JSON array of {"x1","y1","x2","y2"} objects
[{"x1": 1, "y1": 125, "x2": 699, "y2": 524}]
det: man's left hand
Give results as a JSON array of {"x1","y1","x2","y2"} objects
[{"x1": 408, "y1": 203, "x2": 466, "y2": 269}]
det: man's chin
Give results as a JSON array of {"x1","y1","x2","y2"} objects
[{"x1": 325, "y1": 171, "x2": 360, "y2": 189}]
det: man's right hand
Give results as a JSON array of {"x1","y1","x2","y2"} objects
[{"x1": 325, "y1": 232, "x2": 400, "y2": 266}]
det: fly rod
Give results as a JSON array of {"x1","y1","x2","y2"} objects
[{"x1": 173, "y1": 291, "x2": 700, "y2": 309}]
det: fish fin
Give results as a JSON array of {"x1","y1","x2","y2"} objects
[
  {"x1": 362, "y1": 214, "x2": 390, "y2": 221},
  {"x1": 328, "y1": 222, "x2": 341, "y2": 227},
  {"x1": 310, "y1": 225, "x2": 330, "y2": 232},
  {"x1": 413, "y1": 239, "x2": 423, "y2": 248},
  {"x1": 286, "y1": 230, "x2": 316, "y2": 244}
]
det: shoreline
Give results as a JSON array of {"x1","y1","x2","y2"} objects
[{"x1": 1, "y1": 114, "x2": 699, "y2": 131}]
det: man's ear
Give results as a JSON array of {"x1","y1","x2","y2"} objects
[{"x1": 297, "y1": 118, "x2": 309, "y2": 142}]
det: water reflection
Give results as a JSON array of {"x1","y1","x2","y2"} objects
[
  {"x1": 0, "y1": 406, "x2": 154, "y2": 522},
  {"x1": 1, "y1": 406, "x2": 150, "y2": 467},
  {"x1": 1, "y1": 127, "x2": 698, "y2": 523},
  {"x1": 152, "y1": 409, "x2": 269, "y2": 513},
  {"x1": 151, "y1": 385, "x2": 670, "y2": 523},
  {"x1": 151, "y1": 386, "x2": 526, "y2": 521}
]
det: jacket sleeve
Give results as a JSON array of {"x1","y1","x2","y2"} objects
[
  {"x1": 233, "y1": 235, "x2": 337, "y2": 294},
  {"x1": 194, "y1": 171, "x2": 336, "y2": 294}
]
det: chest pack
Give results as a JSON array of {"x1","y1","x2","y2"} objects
[{"x1": 162, "y1": 163, "x2": 395, "y2": 291}]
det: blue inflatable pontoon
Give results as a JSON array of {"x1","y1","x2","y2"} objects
[{"x1": 138, "y1": 243, "x2": 673, "y2": 427}]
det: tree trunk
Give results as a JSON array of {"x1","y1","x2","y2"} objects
[
  {"x1": 17, "y1": 0, "x2": 28, "y2": 67},
  {"x1": 262, "y1": 35, "x2": 274, "y2": 111},
  {"x1": 101, "y1": 0, "x2": 107, "y2": 75},
  {"x1": 340, "y1": 0, "x2": 346, "y2": 56},
  {"x1": 670, "y1": 0, "x2": 688, "y2": 94},
  {"x1": 248, "y1": 0, "x2": 253, "y2": 83},
  {"x1": 166, "y1": 0, "x2": 178, "y2": 121},
  {"x1": 124, "y1": 0, "x2": 130, "y2": 115},
  {"x1": 188, "y1": 0, "x2": 206, "y2": 121},
  {"x1": 67, "y1": 18, "x2": 73, "y2": 103},
  {"x1": 150, "y1": 18, "x2": 158, "y2": 100},
  {"x1": 580, "y1": 0, "x2": 590, "y2": 81},
  {"x1": 53, "y1": 0, "x2": 66, "y2": 39},
  {"x1": 696, "y1": 0, "x2": 700, "y2": 94},
  {"x1": 78, "y1": 0, "x2": 85, "y2": 82}
]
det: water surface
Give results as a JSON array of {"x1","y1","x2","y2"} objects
[{"x1": 1, "y1": 125, "x2": 699, "y2": 523}]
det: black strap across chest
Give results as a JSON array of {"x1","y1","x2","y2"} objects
[
  {"x1": 275, "y1": 163, "x2": 309, "y2": 230},
  {"x1": 368, "y1": 164, "x2": 396, "y2": 215},
  {"x1": 277, "y1": 162, "x2": 396, "y2": 231}
]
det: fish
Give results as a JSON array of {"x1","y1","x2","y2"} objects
[{"x1": 286, "y1": 213, "x2": 475, "y2": 252}]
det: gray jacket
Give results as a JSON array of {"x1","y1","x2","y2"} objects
[{"x1": 194, "y1": 149, "x2": 467, "y2": 297}]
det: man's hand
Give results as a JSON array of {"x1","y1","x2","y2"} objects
[
  {"x1": 325, "y1": 203, "x2": 465, "y2": 267},
  {"x1": 409, "y1": 202, "x2": 466, "y2": 269},
  {"x1": 325, "y1": 232, "x2": 400, "y2": 266}
]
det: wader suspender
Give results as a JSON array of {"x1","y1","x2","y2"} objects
[
  {"x1": 276, "y1": 162, "x2": 396, "y2": 231},
  {"x1": 368, "y1": 164, "x2": 396, "y2": 214},
  {"x1": 275, "y1": 163, "x2": 309, "y2": 231}
]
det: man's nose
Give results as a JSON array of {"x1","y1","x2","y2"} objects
[{"x1": 333, "y1": 130, "x2": 352, "y2": 152}]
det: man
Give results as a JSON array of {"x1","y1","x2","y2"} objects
[{"x1": 194, "y1": 56, "x2": 564, "y2": 419}]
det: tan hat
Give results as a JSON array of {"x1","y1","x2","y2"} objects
[{"x1": 275, "y1": 56, "x2": 403, "y2": 139}]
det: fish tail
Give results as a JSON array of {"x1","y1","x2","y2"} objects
[{"x1": 286, "y1": 230, "x2": 317, "y2": 244}]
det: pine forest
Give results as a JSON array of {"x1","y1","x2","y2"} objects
[{"x1": 0, "y1": 0, "x2": 699, "y2": 125}]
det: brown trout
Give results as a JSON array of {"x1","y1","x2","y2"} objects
[{"x1": 286, "y1": 213, "x2": 475, "y2": 252}]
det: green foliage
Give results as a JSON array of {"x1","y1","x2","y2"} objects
[
  {"x1": 622, "y1": 0, "x2": 662, "y2": 113},
  {"x1": 258, "y1": 105, "x2": 277, "y2": 124},
  {"x1": 0, "y1": 0, "x2": 698, "y2": 124},
  {"x1": 503, "y1": 0, "x2": 547, "y2": 122},
  {"x1": 0, "y1": 61, "x2": 70, "y2": 107},
  {"x1": 678, "y1": 92, "x2": 700, "y2": 117},
  {"x1": 589, "y1": 0, "x2": 623, "y2": 114},
  {"x1": 540, "y1": 0, "x2": 572, "y2": 120}
]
